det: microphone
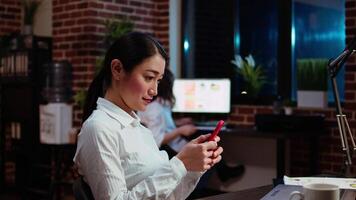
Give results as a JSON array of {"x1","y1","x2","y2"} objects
[{"x1": 328, "y1": 36, "x2": 356, "y2": 77}]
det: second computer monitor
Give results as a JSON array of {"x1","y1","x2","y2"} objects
[{"x1": 172, "y1": 79, "x2": 231, "y2": 114}]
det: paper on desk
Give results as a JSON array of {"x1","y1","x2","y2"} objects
[{"x1": 284, "y1": 176, "x2": 356, "y2": 190}]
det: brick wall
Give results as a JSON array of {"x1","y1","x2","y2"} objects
[
  {"x1": 228, "y1": 105, "x2": 346, "y2": 176},
  {"x1": 0, "y1": 0, "x2": 21, "y2": 35},
  {"x1": 52, "y1": 0, "x2": 169, "y2": 126},
  {"x1": 343, "y1": 0, "x2": 356, "y2": 175}
]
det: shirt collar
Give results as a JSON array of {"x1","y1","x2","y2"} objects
[{"x1": 96, "y1": 97, "x2": 141, "y2": 128}]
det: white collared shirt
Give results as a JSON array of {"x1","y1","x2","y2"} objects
[
  {"x1": 137, "y1": 99, "x2": 187, "y2": 152},
  {"x1": 73, "y1": 97, "x2": 202, "y2": 200}
]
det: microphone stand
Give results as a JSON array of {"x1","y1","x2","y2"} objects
[{"x1": 328, "y1": 48, "x2": 356, "y2": 177}]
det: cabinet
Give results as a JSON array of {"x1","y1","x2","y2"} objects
[{"x1": 0, "y1": 34, "x2": 52, "y2": 197}]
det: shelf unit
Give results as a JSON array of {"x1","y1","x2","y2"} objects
[{"x1": 0, "y1": 34, "x2": 52, "y2": 197}]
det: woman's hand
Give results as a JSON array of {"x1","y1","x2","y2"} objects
[{"x1": 176, "y1": 134, "x2": 223, "y2": 171}]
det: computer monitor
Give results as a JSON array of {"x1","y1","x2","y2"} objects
[{"x1": 172, "y1": 79, "x2": 231, "y2": 113}]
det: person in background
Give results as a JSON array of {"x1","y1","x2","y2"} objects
[
  {"x1": 73, "y1": 32, "x2": 223, "y2": 200},
  {"x1": 138, "y1": 68, "x2": 245, "y2": 184}
]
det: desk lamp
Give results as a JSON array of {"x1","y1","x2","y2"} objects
[{"x1": 328, "y1": 37, "x2": 356, "y2": 176}]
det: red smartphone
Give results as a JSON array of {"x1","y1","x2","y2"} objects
[{"x1": 207, "y1": 120, "x2": 225, "y2": 141}]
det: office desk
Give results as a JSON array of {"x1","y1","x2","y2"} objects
[
  {"x1": 202, "y1": 126, "x2": 323, "y2": 178},
  {"x1": 197, "y1": 184, "x2": 356, "y2": 200},
  {"x1": 196, "y1": 185, "x2": 272, "y2": 200}
]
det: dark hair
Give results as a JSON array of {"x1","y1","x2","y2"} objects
[
  {"x1": 155, "y1": 68, "x2": 175, "y2": 106},
  {"x1": 82, "y1": 32, "x2": 168, "y2": 123}
]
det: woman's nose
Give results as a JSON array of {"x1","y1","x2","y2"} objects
[{"x1": 148, "y1": 88, "x2": 157, "y2": 96}]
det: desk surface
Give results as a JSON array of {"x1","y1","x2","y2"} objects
[
  {"x1": 197, "y1": 185, "x2": 356, "y2": 200},
  {"x1": 196, "y1": 185, "x2": 272, "y2": 200}
]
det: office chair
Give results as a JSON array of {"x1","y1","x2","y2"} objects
[{"x1": 73, "y1": 177, "x2": 95, "y2": 200}]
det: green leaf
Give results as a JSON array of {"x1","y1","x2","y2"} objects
[
  {"x1": 233, "y1": 56, "x2": 267, "y2": 97},
  {"x1": 73, "y1": 89, "x2": 87, "y2": 109},
  {"x1": 104, "y1": 19, "x2": 134, "y2": 47},
  {"x1": 297, "y1": 59, "x2": 328, "y2": 91}
]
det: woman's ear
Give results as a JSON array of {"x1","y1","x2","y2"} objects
[{"x1": 111, "y1": 59, "x2": 123, "y2": 81}]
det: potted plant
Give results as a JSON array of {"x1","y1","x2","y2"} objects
[
  {"x1": 21, "y1": 0, "x2": 42, "y2": 35},
  {"x1": 297, "y1": 58, "x2": 328, "y2": 108},
  {"x1": 103, "y1": 19, "x2": 134, "y2": 48},
  {"x1": 283, "y1": 99, "x2": 296, "y2": 115},
  {"x1": 73, "y1": 19, "x2": 134, "y2": 108},
  {"x1": 231, "y1": 54, "x2": 267, "y2": 98}
]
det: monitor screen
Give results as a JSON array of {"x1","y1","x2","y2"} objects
[{"x1": 172, "y1": 79, "x2": 231, "y2": 113}]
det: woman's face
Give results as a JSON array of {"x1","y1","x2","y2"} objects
[{"x1": 116, "y1": 54, "x2": 165, "y2": 113}]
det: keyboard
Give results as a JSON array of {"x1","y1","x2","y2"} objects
[
  {"x1": 194, "y1": 120, "x2": 229, "y2": 132},
  {"x1": 195, "y1": 125, "x2": 226, "y2": 132},
  {"x1": 194, "y1": 120, "x2": 220, "y2": 127}
]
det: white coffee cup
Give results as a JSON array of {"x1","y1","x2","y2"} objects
[{"x1": 289, "y1": 183, "x2": 339, "y2": 200}]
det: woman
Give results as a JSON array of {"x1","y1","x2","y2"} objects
[{"x1": 73, "y1": 32, "x2": 223, "y2": 200}]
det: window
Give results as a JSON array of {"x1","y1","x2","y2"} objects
[
  {"x1": 292, "y1": 0, "x2": 345, "y2": 103},
  {"x1": 181, "y1": 0, "x2": 345, "y2": 104},
  {"x1": 235, "y1": 0, "x2": 279, "y2": 102},
  {"x1": 182, "y1": 0, "x2": 234, "y2": 79}
]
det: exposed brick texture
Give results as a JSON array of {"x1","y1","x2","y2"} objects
[
  {"x1": 52, "y1": 0, "x2": 169, "y2": 126},
  {"x1": 230, "y1": 102, "x2": 356, "y2": 176},
  {"x1": 342, "y1": 0, "x2": 356, "y2": 176},
  {"x1": 0, "y1": 0, "x2": 21, "y2": 35}
]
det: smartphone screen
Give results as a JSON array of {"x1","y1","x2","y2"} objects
[{"x1": 207, "y1": 120, "x2": 225, "y2": 141}]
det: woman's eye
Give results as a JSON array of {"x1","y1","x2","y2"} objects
[{"x1": 145, "y1": 76, "x2": 154, "y2": 81}]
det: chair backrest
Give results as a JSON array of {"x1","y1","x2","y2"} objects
[{"x1": 73, "y1": 177, "x2": 95, "y2": 200}]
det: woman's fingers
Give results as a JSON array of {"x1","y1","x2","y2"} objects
[
  {"x1": 212, "y1": 147, "x2": 223, "y2": 158},
  {"x1": 213, "y1": 136, "x2": 220, "y2": 143},
  {"x1": 204, "y1": 141, "x2": 218, "y2": 150},
  {"x1": 203, "y1": 154, "x2": 222, "y2": 169},
  {"x1": 203, "y1": 147, "x2": 223, "y2": 167},
  {"x1": 192, "y1": 134, "x2": 220, "y2": 144},
  {"x1": 211, "y1": 155, "x2": 222, "y2": 165},
  {"x1": 204, "y1": 163, "x2": 212, "y2": 170},
  {"x1": 193, "y1": 134, "x2": 211, "y2": 144},
  {"x1": 203, "y1": 157, "x2": 214, "y2": 169},
  {"x1": 182, "y1": 134, "x2": 224, "y2": 171},
  {"x1": 204, "y1": 146, "x2": 223, "y2": 158},
  {"x1": 206, "y1": 147, "x2": 223, "y2": 167},
  {"x1": 205, "y1": 150, "x2": 214, "y2": 157}
]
